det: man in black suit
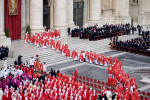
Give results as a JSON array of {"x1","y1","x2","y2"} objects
[
  {"x1": 57, "y1": 69, "x2": 60, "y2": 76},
  {"x1": 0, "y1": 48, "x2": 2, "y2": 60},
  {"x1": 137, "y1": 24, "x2": 142, "y2": 35},
  {"x1": 18, "y1": 55, "x2": 23, "y2": 65},
  {"x1": 132, "y1": 26, "x2": 135, "y2": 34},
  {"x1": 67, "y1": 27, "x2": 71, "y2": 35},
  {"x1": 5, "y1": 46, "x2": 9, "y2": 57},
  {"x1": 103, "y1": 94, "x2": 107, "y2": 100},
  {"x1": 98, "y1": 95, "x2": 103, "y2": 100},
  {"x1": 9, "y1": 79, "x2": 13, "y2": 89},
  {"x1": 14, "y1": 59, "x2": 18, "y2": 66}
]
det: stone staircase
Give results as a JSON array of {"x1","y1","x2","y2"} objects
[
  {"x1": 69, "y1": 34, "x2": 140, "y2": 54},
  {"x1": 0, "y1": 34, "x2": 140, "y2": 68}
]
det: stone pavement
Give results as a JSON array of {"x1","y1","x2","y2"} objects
[{"x1": 0, "y1": 33, "x2": 149, "y2": 92}]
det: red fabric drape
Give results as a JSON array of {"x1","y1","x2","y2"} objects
[{"x1": 4, "y1": 0, "x2": 21, "y2": 40}]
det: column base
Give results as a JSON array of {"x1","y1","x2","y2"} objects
[
  {"x1": 102, "y1": 16, "x2": 115, "y2": 24},
  {"x1": 53, "y1": 23, "x2": 68, "y2": 30},
  {"x1": 68, "y1": 23, "x2": 77, "y2": 30},
  {"x1": 84, "y1": 20, "x2": 103, "y2": 28},
  {"x1": 0, "y1": 37, "x2": 11, "y2": 46},
  {"x1": 53, "y1": 26, "x2": 68, "y2": 30},
  {"x1": 115, "y1": 16, "x2": 131, "y2": 24},
  {"x1": 0, "y1": 32, "x2": 6, "y2": 38},
  {"x1": 21, "y1": 27, "x2": 26, "y2": 39},
  {"x1": 30, "y1": 26, "x2": 45, "y2": 34}
]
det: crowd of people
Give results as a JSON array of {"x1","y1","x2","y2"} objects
[
  {"x1": 23, "y1": 29, "x2": 143, "y2": 100},
  {"x1": 25, "y1": 29, "x2": 113, "y2": 67},
  {"x1": 0, "y1": 59, "x2": 98, "y2": 100},
  {"x1": 111, "y1": 30, "x2": 150, "y2": 55},
  {"x1": 0, "y1": 54, "x2": 141, "y2": 100},
  {"x1": 0, "y1": 45, "x2": 9, "y2": 60},
  {"x1": 21, "y1": 25, "x2": 148, "y2": 100},
  {"x1": 70, "y1": 23, "x2": 136, "y2": 41}
]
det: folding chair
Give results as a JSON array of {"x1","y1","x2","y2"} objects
[
  {"x1": 144, "y1": 97, "x2": 148, "y2": 100},
  {"x1": 90, "y1": 83, "x2": 94, "y2": 87},
  {"x1": 87, "y1": 82, "x2": 89, "y2": 86},
  {"x1": 76, "y1": 75, "x2": 79, "y2": 78},
  {"x1": 102, "y1": 81, "x2": 105, "y2": 86},
  {"x1": 79, "y1": 80, "x2": 81, "y2": 83},
  {"x1": 90, "y1": 78, "x2": 93, "y2": 82},
  {"x1": 87, "y1": 77, "x2": 90, "y2": 82},
  {"x1": 94, "y1": 84, "x2": 97, "y2": 88},
  {"x1": 147, "y1": 92, "x2": 150, "y2": 97},
  {"x1": 95, "y1": 90, "x2": 98, "y2": 93},
  {"x1": 98, "y1": 90, "x2": 101, "y2": 94},
  {"x1": 82, "y1": 81, "x2": 85, "y2": 85},
  {"x1": 111, "y1": 88, "x2": 113, "y2": 92},
  {"x1": 94, "y1": 79, "x2": 97, "y2": 84},
  {"x1": 142, "y1": 91, "x2": 146, "y2": 95},
  {"x1": 83, "y1": 76, "x2": 86, "y2": 81},
  {"x1": 137, "y1": 90, "x2": 141, "y2": 94},
  {"x1": 98, "y1": 80, "x2": 101, "y2": 85},
  {"x1": 98, "y1": 85, "x2": 101, "y2": 89},
  {"x1": 140, "y1": 96, "x2": 143, "y2": 100},
  {"x1": 79, "y1": 76, "x2": 82, "y2": 80}
]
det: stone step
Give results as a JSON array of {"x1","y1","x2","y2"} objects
[{"x1": 0, "y1": 34, "x2": 140, "y2": 68}]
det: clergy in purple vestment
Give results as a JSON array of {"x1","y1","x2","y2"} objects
[
  {"x1": 12, "y1": 78, "x2": 15, "y2": 85},
  {"x1": 6, "y1": 80, "x2": 9, "y2": 86},
  {"x1": 8, "y1": 79, "x2": 13, "y2": 89},
  {"x1": 6, "y1": 76, "x2": 9, "y2": 80},
  {"x1": 0, "y1": 82, "x2": 2, "y2": 88},
  {"x1": 2, "y1": 82, "x2": 5, "y2": 92},
  {"x1": 23, "y1": 76, "x2": 27, "y2": 81},
  {"x1": 1, "y1": 78, "x2": 5, "y2": 83},
  {"x1": 22, "y1": 72, "x2": 26, "y2": 76},
  {"x1": 26, "y1": 75, "x2": 31, "y2": 80},
  {"x1": 16, "y1": 79, "x2": 20, "y2": 88},
  {"x1": 9, "y1": 76, "x2": 13, "y2": 80},
  {"x1": 19, "y1": 77, "x2": 22, "y2": 82}
]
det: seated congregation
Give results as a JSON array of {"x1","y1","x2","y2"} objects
[
  {"x1": 111, "y1": 34, "x2": 150, "y2": 56},
  {"x1": 70, "y1": 23, "x2": 135, "y2": 41}
]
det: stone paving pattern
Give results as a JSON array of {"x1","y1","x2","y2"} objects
[{"x1": 0, "y1": 33, "x2": 149, "y2": 92}]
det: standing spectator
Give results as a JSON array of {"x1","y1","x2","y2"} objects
[
  {"x1": 25, "y1": 60, "x2": 29, "y2": 67},
  {"x1": 0, "y1": 48, "x2": 2, "y2": 60},
  {"x1": 0, "y1": 46, "x2": 9, "y2": 60},
  {"x1": 67, "y1": 27, "x2": 71, "y2": 35},
  {"x1": 132, "y1": 26, "x2": 136, "y2": 34},
  {"x1": 30, "y1": 57, "x2": 34, "y2": 68},
  {"x1": 43, "y1": 62, "x2": 47, "y2": 73},
  {"x1": 17, "y1": 55, "x2": 22, "y2": 66},
  {"x1": 5, "y1": 46, "x2": 9, "y2": 57},
  {"x1": 14, "y1": 59, "x2": 18, "y2": 66},
  {"x1": 3, "y1": 58, "x2": 7, "y2": 68},
  {"x1": 137, "y1": 24, "x2": 142, "y2": 35}
]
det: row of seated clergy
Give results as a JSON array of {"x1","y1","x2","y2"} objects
[
  {"x1": 113, "y1": 36, "x2": 150, "y2": 52},
  {"x1": 71, "y1": 24, "x2": 134, "y2": 41}
]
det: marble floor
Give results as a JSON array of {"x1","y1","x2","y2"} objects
[{"x1": 0, "y1": 33, "x2": 150, "y2": 92}]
